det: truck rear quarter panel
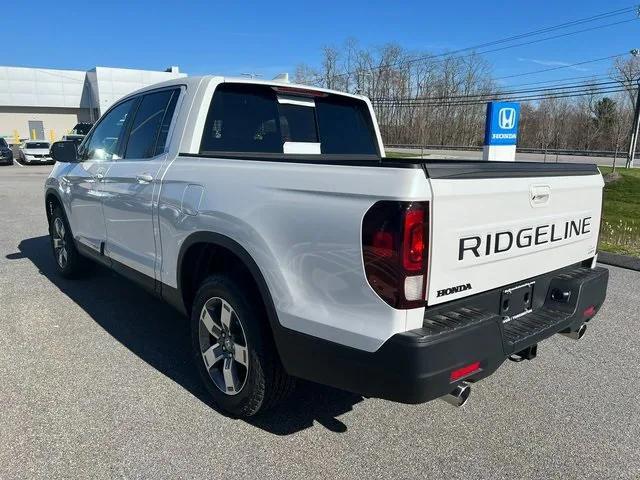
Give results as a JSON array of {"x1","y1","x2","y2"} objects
[{"x1": 158, "y1": 157, "x2": 431, "y2": 352}]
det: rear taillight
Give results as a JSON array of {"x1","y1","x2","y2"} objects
[{"x1": 362, "y1": 201, "x2": 429, "y2": 309}]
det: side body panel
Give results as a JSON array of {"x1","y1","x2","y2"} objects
[
  {"x1": 158, "y1": 156, "x2": 431, "y2": 352},
  {"x1": 100, "y1": 156, "x2": 167, "y2": 278},
  {"x1": 49, "y1": 160, "x2": 110, "y2": 252}
]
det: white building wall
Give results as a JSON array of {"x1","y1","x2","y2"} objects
[
  {"x1": 0, "y1": 65, "x2": 186, "y2": 141},
  {"x1": 0, "y1": 107, "x2": 90, "y2": 141},
  {"x1": 0, "y1": 66, "x2": 87, "y2": 108},
  {"x1": 92, "y1": 66, "x2": 186, "y2": 114}
]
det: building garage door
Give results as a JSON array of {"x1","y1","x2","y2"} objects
[{"x1": 28, "y1": 120, "x2": 44, "y2": 140}]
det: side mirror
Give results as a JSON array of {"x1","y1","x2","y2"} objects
[{"x1": 50, "y1": 141, "x2": 79, "y2": 163}]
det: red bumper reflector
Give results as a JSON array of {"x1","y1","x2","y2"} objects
[
  {"x1": 450, "y1": 361, "x2": 481, "y2": 382},
  {"x1": 583, "y1": 305, "x2": 596, "y2": 318}
]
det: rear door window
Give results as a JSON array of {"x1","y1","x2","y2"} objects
[
  {"x1": 124, "y1": 88, "x2": 180, "y2": 159},
  {"x1": 200, "y1": 83, "x2": 379, "y2": 157},
  {"x1": 200, "y1": 84, "x2": 281, "y2": 154}
]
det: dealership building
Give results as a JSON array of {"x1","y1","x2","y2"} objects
[{"x1": 0, "y1": 65, "x2": 185, "y2": 143}]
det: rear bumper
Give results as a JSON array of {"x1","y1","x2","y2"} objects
[{"x1": 276, "y1": 264, "x2": 608, "y2": 404}]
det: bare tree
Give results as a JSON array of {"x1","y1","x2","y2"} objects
[
  {"x1": 293, "y1": 39, "x2": 637, "y2": 155},
  {"x1": 612, "y1": 56, "x2": 640, "y2": 105},
  {"x1": 292, "y1": 64, "x2": 320, "y2": 85}
]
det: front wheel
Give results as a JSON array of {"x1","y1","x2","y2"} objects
[
  {"x1": 49, "y1": 206, "x2": 87, "y2": 278},
  {"x1": 191, "y1": 274, "x2": 295, "y2": 417}
]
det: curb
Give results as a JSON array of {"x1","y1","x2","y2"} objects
[{"x1": 598, "y1": 252, "x2": 640, "y2": 272}]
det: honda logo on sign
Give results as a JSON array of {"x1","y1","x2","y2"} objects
[
  {"x1": 498, "y1": 107, "x2": 516, "y2": 129},
  {"x1": 484, "y1": 101, "x2": 520, "y2": 147}
]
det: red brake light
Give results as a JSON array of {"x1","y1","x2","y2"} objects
[
  {"x1": 450, "y1": 361, "x2": 481, "y2": 382},
  {"x1": 362, "y1": 201, "x2": 429, "y2": 309},
  {"x1": 272, "y1": 86, "x2": 328, "y2": 97},
  {"x1": 403, "y1": 207, "x2": 425, "y2": 271}
]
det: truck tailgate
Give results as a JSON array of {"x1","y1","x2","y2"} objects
[{"x1": 425, "y1": 162, "x2": 603, "y2": 305}]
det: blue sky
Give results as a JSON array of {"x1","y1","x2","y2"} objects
[{"x1": 8, "y1": 0, "x2": 640, "y2": 85}]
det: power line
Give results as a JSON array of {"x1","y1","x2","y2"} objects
[
  {"x1": 371, "y1": 86, "x2": 633, "y2": 108},
  {"x1": 373, "y1": 82, "x2": 634, "y2": 103},
  {"x1": 424, "y1": 5, "x2": 637, "y2": 56},
  {"x1": 494, "y1": 53, "x2": 626, "y2": 80},
  {"x1": 373, "y1": 87, "x2": 629, "y2": 106},
  {"x1": 498, "y1": 72, "x2": 615, "y2": 89},
  {"x1": 374, "y1": 54, "x2": 630, "y2": 102},
  {"x1": 362, "y1": 52, "x2": 625, "y2": 89},
  {"x1": 311, "y1": 6, "x2": 639, "y2": 85},
  {"x1": 371, "y1": 79, "x2": 632, "y2": 104},
  {"x1": 446, "y1": 18, "x2": 636, "y2": 67}
]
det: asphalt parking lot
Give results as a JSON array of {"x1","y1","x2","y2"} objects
[{"x1": 1, "y1": 164, "x2": 639, "y2": 479}]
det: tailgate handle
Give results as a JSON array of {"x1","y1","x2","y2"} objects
[{"x1": 530, "y1": 185, "x2": 551, "y2": 206}]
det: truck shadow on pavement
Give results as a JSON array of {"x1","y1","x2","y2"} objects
[{"x1": 9, "y1": 235, "x2": 364, "y2": 436}]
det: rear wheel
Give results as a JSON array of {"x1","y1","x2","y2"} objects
[
  {"x1": 191, "y1": 274, "x2": 295, "y2": 417},
  {"x1": 49, "y1": 206, "x2": 87, "y2": 278}
]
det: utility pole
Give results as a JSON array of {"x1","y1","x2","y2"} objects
[
  {"x1": 626, "y1": 77, "x2": 640, "y2": 168},
  {"x1": 626, "y1": 49, "x2": 640, "y2": 168}
]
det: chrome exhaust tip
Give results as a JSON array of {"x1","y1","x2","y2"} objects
[
  {"x1": 560, "y1": 323, "x2": 587, "y2": 340},
  {"x1": 440, "y1": 382, "x2": 471, "y2": 407}
]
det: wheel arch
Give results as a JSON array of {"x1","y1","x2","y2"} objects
[
  {"x1": 174, "y1": 231, "x2": 282, "y2": 336},
  {"x1": 44, "y1": 188, "x2": 64, "y2": 225}
]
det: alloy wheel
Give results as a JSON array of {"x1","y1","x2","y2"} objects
[
  {"x1": 52, "y1": 217, "x2": 68, "y2": 269},
  {"x1": 198, "y1": 297, "x2": 249, "y2": 395}
]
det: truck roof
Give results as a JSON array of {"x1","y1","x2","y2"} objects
[{"x1": 122, "y1": 75, "x2": 367, "y2": 102}]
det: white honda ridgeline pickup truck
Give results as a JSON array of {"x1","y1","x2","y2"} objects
[{"x1": 45, "y1": 76, "x2": 609, "y2": 417}]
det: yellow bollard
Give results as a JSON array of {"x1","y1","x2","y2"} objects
[
  {"x1": 31, "y1": 129, "x2": 36, "y2": 140},
  {"x1": 13, "y1": 130, "x2": 19, "y2": 145},
  {"x1": 49, "y1": 129, "x2": 55, "y2": 143}
]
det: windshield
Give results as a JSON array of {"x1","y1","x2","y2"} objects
[
  {"x1": 0, "y1": 138, "x2": 7, "y2": 148},
  {"x1": 72, "y1": 123, "x2": 92, "y2": 135},
  {"x1": 25, "y1": 142, "x2": 50, "y2": 149}
]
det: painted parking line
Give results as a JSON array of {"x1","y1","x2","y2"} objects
[{"x1": 13, "y1": 160, "x2": 24, "y2": 167}]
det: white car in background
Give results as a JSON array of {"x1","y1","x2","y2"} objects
[{"x1": 20, "y1": 141, "x2": 52, "y2": 165}]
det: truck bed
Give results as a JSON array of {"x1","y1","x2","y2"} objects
[{"x1": 381, "y1": 157, "x2": 600, "y2": 178}]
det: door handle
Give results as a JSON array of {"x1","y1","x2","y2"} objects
[{"x1": 136, "y1": 173, "x2": 154, "y2": 184}]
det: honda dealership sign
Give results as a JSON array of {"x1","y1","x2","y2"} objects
[{"x1": 483, "y1": 101, "x2": 520, "y2": 161}]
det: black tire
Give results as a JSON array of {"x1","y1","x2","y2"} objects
[
  {"x1": 191, "y1": 274, "x2": 295, "y2": 417},
  {"x1": 49, "y1": 206, "x2": 88, "y2": 278}
]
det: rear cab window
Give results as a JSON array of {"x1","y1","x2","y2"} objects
[{"x1": 199, "y1": 83, "x2": 379, "y2": 158}]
